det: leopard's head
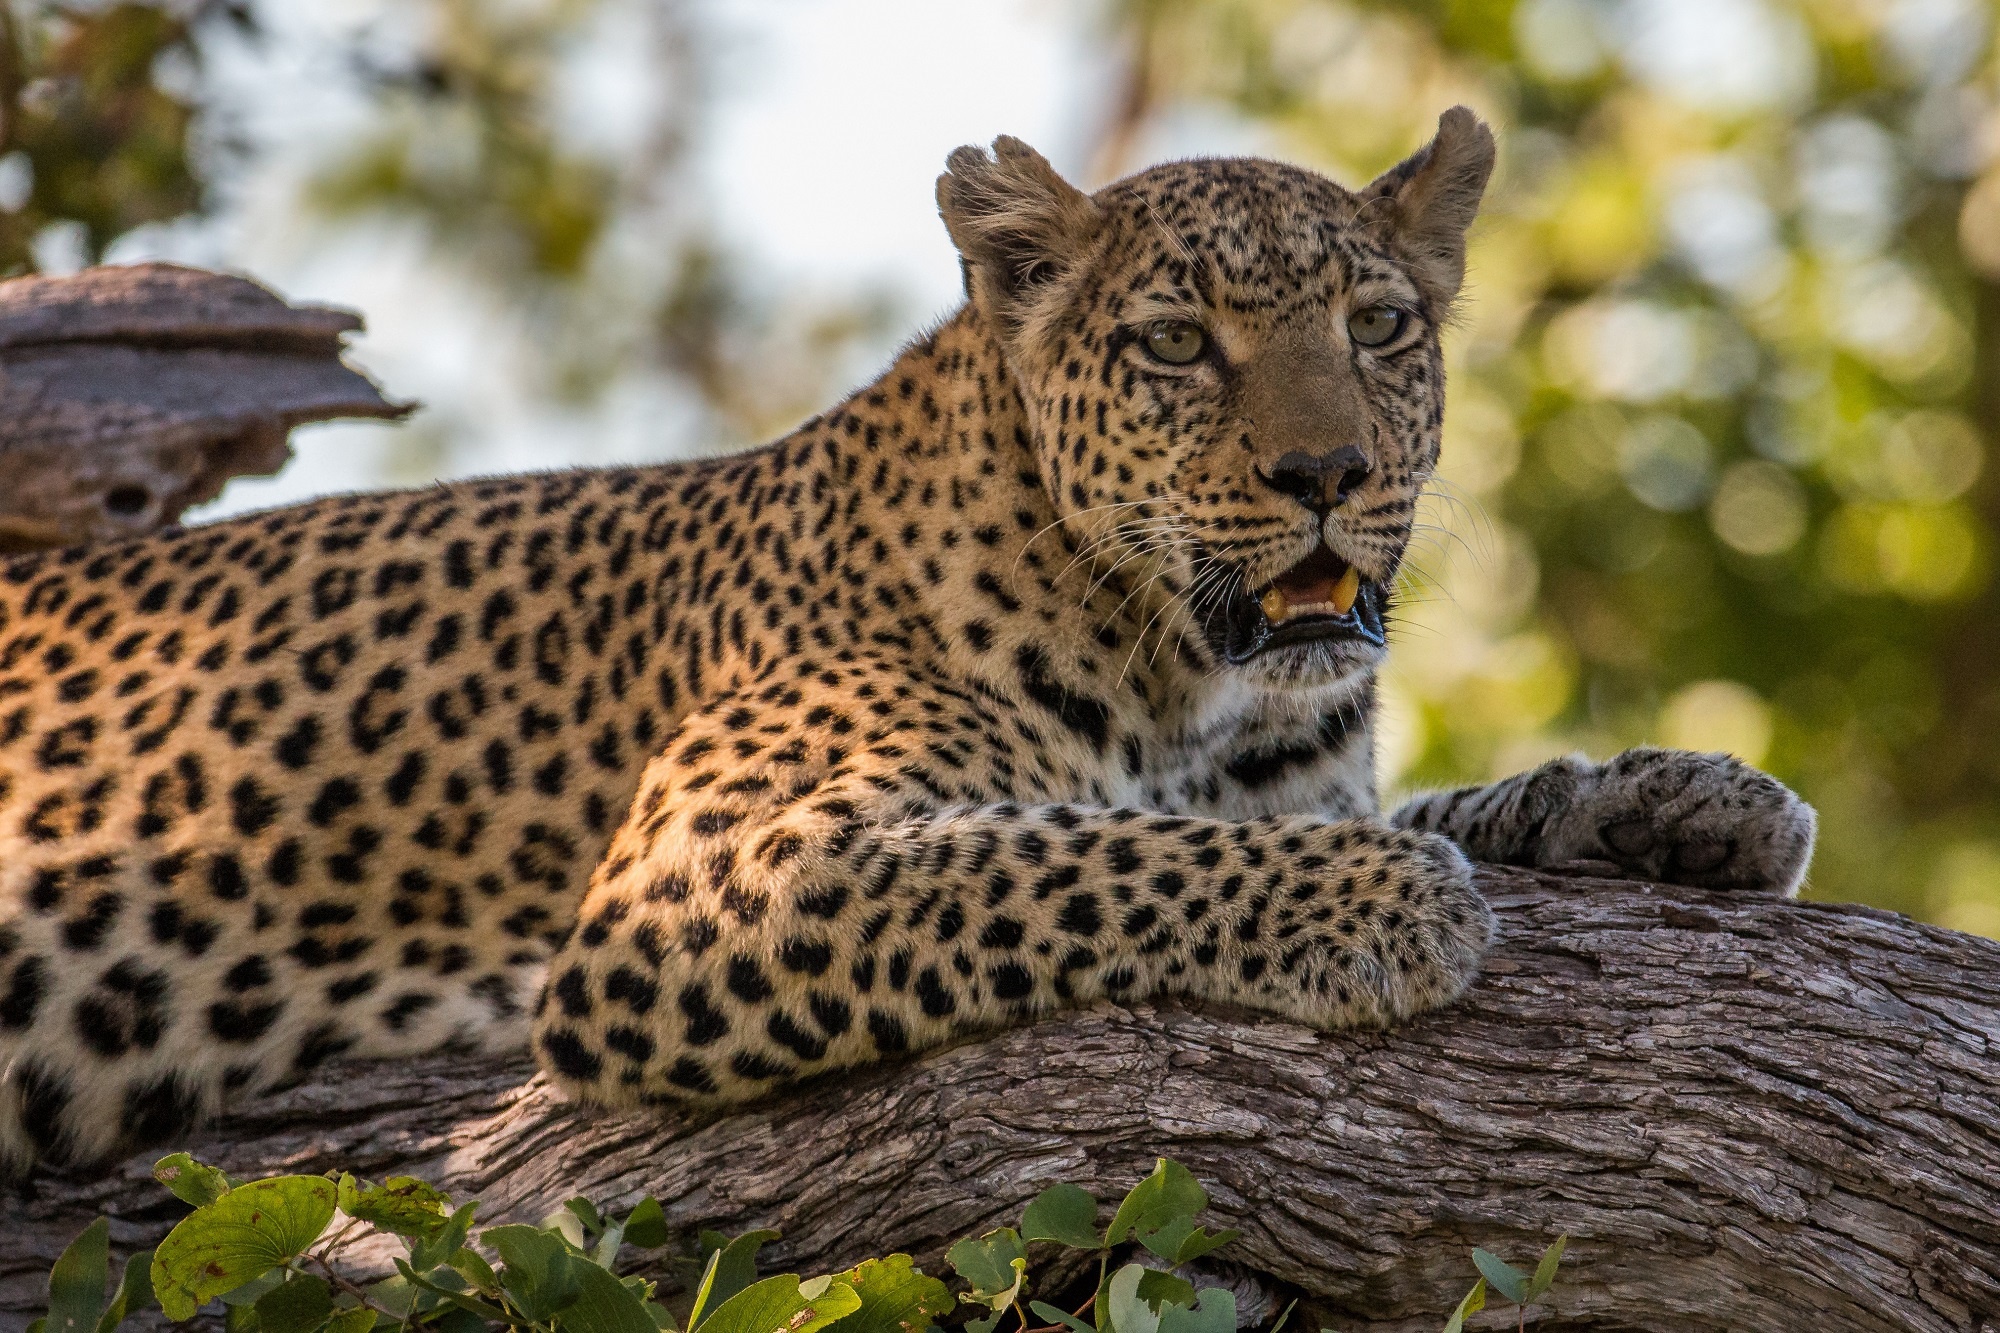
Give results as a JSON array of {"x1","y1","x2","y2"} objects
[{"x1": 938, "y1": 108, "x2": 1494, "y2": 690}]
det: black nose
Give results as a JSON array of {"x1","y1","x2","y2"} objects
[{"x1": 1258, "y1": 446, "x2": 1372, "y2": 513}]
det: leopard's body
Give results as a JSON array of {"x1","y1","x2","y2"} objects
[{"x1": 0, "y1": 110, "x2": 1815, "y2": 1172}]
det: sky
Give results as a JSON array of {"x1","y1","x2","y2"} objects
[{"x1": 698, "y1": 0, "x2": 1107, "y2": 317}]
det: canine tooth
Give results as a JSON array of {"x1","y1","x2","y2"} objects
[
  {"x1": 1331, "y1": 566, "x2": 1361, "y2": 616},
  {"x1": 1261, "y1": 588, "x2": 1289, "y2": 622}
]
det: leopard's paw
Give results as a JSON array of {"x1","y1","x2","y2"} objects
[
  {"x1": 1546, "y1": 747, "x2": 1816, "y2": 896},
  {"x1": 1283, "y1": 827, "x2": 1496, "y2": 1027}
]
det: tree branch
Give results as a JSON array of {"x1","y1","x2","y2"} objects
[{"x1": 1, "y1": 867, "x2": 1993, "y2": 1332}]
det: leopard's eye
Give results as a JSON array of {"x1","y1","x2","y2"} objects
[
  {"x1": 1347, "y1": 304, "x2": 1406, "y2": 348},
  {"x1": 1144, "y1": 321, "x2": 1208, "y2": 365}
]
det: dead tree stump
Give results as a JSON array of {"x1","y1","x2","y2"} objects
[{"x1": 0, "y1": 262, "x2": 409, "y2": 552}]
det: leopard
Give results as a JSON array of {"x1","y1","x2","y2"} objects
[{"x1": 0, "y1": 107, "x2": 1816, "y2": 1174}]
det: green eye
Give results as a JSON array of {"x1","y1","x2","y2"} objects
[
  {"x1": 1144, "y1": 321, "x2": 1208, "y2": 365},
  {"x1": 1348, "y1": 304, "x2": 1406, "y2": 348}
]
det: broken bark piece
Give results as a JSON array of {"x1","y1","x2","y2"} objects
[{"x1": 0, "y1": 262, "x2": 412, "y2": 552}]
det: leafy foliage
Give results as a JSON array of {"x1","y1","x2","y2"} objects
[
  {"x1": 0, "y1": 1, "x2": 252, "y2": 274},
  {"x1": 30, "y1": 1154, "x2": 1562, "y2": 1332}
]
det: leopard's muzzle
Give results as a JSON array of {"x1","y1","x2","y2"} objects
[{"x1": 1200, "y1": 542, "x2": 1388, "y2": 665}]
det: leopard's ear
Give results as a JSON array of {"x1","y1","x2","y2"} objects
[
  {"x1": 937, "y1": 137, "x2": 1100, "y2": 324},
  {"x1": 1359, "y1": 106, "x2": 1496, "y2": 309}
]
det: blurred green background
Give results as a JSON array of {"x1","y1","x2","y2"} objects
[{"x1": 4, "y1": 0, "x2": 1998, "y2": 933}]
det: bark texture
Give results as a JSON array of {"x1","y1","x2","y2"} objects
[
  {"x1": 0, "y1": 262, "x2": 410, "y2": 552},
  {"x1": 1, "y1": 867, "x2": 1994, "y2": 1333}
]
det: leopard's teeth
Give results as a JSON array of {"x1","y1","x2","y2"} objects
[
  {"x1": 1330, "y1": 565, "x2": 1360, "y2": 616},
  {"x1": 1260, "y1": 568, "x2": 1361, "y2": 623}
]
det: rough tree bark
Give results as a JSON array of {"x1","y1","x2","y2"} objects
[
  {"x1": 1, "y1": 868, "x2": 1994, "y2": 1333},
  {"x1": 0, "y1": 262, "x2": 410, "y2": 553}
]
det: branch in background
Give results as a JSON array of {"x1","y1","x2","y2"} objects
[
  {"x1": 0, "y1": 262, "x2": 411, "y2": 553},
  {"x1": 2, "y1": 867, "x2": 1994, "y2": 1333}
]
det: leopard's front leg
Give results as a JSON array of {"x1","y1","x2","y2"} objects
[
  {"x1": 1392, "y1": 746, "x2": 1816, "y2": 895},
  {"x1": 532, "y1": 678, "x2": 1496, "y2": 1107}
]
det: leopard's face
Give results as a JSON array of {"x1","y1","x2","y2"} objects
[
  {"x1": 939, "y1": 117, "x2": 1492, "y2": 693},
  {"x1": 1018, "y1": 160, "x2": 1447, "y2": 689}
]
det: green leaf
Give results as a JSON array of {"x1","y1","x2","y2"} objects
[
  {"x1": 393, "y1": 1258, "x2": 516, "y2": 1326},
  {"x1": 342, "y1": 1176, "x2": 454, "y2": 1238},
  {"x1": 252, "y1": 1273, "x2": 333, "y2": 1333},
  {"x1": 546, "y1": 1208, "x2": 590, "y2": 1249},
  {"x1": 365, "y1": 1271, "x2": 422, "y2": 1320},
  {"x1": 1030, "y1": 1301, "x2": 1094, "y2": 1333},
  {"x1": 45, "y1": 1217, "x2": 110, "y2": 1333},
  {"x1": 1105, "y1": 1264, "x2": 1159, "y2": 1333},
  {"x1": 688, "y1": 1230, "x2": 781, "y2": 1330},
  {"x1": 1156, "y1": 1289, "x2": 1234, "y2": 1333},
  {"x1": 946, "y1": 1228, "x2": 1027, "y2": 1310},
  {"x1": 1440, "y1": 1279, "x2": 1486, "y2": 1333},
  {"x1": 826, "y1": 1254, "x2": 954, "y2": 1333},
  {"x1": 1470, "y1": 1250, "x2": 1529, "y2": 1305},
  {"x1": 696, "y1": 1274, "x2": 861, "y2": 1333},
  {"x1": 1133, "y1": 1270, "x2": 1194, "y2": 1311},
  {"x1": 325, "y1": 1309, "x2": 381, "y2": 1333},
  {"x1": 553, "y1": 1256, "x2": 661, "y2": 1333},
  {"x1": 450, "y1": 1245, "x2": 501, "y2": 1294},
  {"x1": 435, "y1": 1308, "x2": 491, "y2": 1333},
  {"x1": 152, "y1": 1154, "x2": 235, "y2": 1209},
  {"x1": 410, "y1": 1201, "x2": 479, "y2": 1271},
  {"x1": 1022, "y1": 1185, "x2": 1100, "y2": 1249},
  {"x1": 624, "y1": 1198, "x2": 670, "y2": 1250},
  {"x1": 1132, "y1": 1218, "x2": 1238, "y2": 1268},
  {"x1": 487, "y1": 1223, "x2": 585, "y2": 1323},
  {"x1": 1527, "y1": 1236, "x2": 1568, "y2": 1301},
  {"x1": 150, "y1": 1176, "x2": 339, "y2": 1321},
  {"x1": 567, "y1": 1198, "x2": 607, "y2": 1235},
  {"x1": 1105, "y1": 1162, "x2": 1206, "y2": 1253},
  {"x1": 218, "y1": 1268, "x2": 286, "y2": 1308},
  {"x1": 593, "y1": 1222, "x2": 629, "y2": 1270},
  {"x1": 688, "y1": 1249, "x2": 726, "y2": 1331},
  {"x1": 94, "y1": 1249, "x2": 155, "y2": 1333}
]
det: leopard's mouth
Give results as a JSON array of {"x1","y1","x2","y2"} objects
[{"x1": 1205, "y1": 543, "x2": 1387, "y2": 664}]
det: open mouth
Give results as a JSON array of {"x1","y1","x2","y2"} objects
[{"x1": 1206, "y1": 543, "x2": 1387, "y2": 664}]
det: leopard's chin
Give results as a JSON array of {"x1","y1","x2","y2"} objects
[{"x1": 1198, "y1": 543, "x2": 1389, "y2": 671}]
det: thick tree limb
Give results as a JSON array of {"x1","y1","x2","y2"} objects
[
  {"x1": 1, "y1": 867, "x2": 1994, "y2": 1332},
  {"x1": 0, "y1": 262, "x2": 411, "y2": 552}
]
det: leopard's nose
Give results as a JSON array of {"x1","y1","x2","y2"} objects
[{"x1": 1257, "y1": 446, "x2": 1372, "y2": 514}]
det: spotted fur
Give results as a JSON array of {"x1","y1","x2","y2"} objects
[{"x1": 0, "y1": 109, "x2": 1813, "y2": 1171}]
